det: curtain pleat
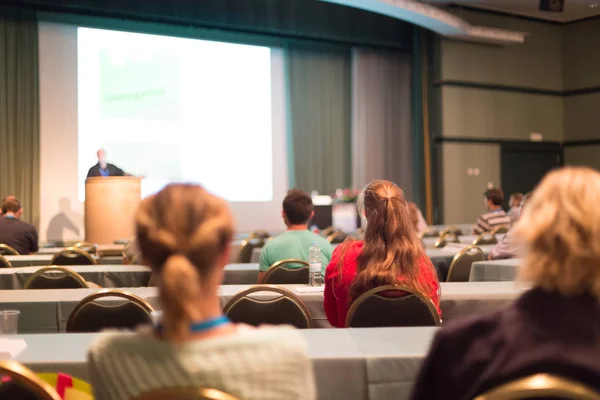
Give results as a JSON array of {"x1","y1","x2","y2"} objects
[{"x1": 0, "y1": 7, "x2": 40, "y2": 227}]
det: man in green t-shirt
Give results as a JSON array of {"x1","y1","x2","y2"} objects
[{"x1": 258, "y1": 189, "x2": 333, "y2": 283}]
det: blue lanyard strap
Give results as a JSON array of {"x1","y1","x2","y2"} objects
[
  {"x1": 156, "y1": 315, "x2": 230, "y2": 334},
  {"x1": 99, "y1": 167, "x2": 108, "y2": 177}
]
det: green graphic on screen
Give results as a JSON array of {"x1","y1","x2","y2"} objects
[{"x1": 100, "y1": 50, "x2": 180, "y2": 120}]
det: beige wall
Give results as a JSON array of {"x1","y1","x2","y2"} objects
[{"x1": 565, "y1": 146, "x2": 600, "y2": 171}]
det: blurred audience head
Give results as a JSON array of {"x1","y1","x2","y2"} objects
[
  {"x1": 407, "y1": 202, "x2": 421, "y2": 233},
  {"x1": 135, "y1": 184, "x2": 234, "y2": 341},
  {"x1": 509, "y1": 192, "x2": 523, "y2": 208},
  {"x1": 484, "y1": 188, "x2": 504, "y2": 210},
  {"x1": 1, "y1": 196, "x2": 23, "y2": 219},
  {"x1": 516, "y1": 167, "x2": 600, "y2": 297},
  {"x1": 521, "y1": 192, "x2": 531, "y2": 211},
  {"x1": 282, "y1": 189, "x2": 314, "y2": 227},
  {"x1": 345, "y1": 180, "x2": 436, "y2": 300}
]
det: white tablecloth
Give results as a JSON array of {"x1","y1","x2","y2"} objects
[{"x1": 469, "y1": 258, "x2": 521, "y2": 282}]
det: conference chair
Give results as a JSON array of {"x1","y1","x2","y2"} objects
[
  {"x1": 421, "y1": 227, "x2": 440, "y2": 238},
  {"x1": 261, "y1": 259, "x2": 309, "y2": 284},
  {"x1": 24, "y1": 266, "x2": 88, "y2": 289},
  {"x1": 0, "y1": 360, "x2": 62, "y2": 400},
  {"x1": 50, "y1": 247, "x2": 96, "y2": 266},
  {"x1": 223, "y1": 285, "x2": 312, "y2": 329},
  {"x1": 0, "y1": 254, "x2": 12, "y2": 268},
  {"x1": 446, "y1": 245, "x2": 485, "y2": 282},
  {"x1": 248, "y1": 230, "x2": 270, "y2": 240},
  {"x1": 440, "y1": 225, "x2": 462, "y2": 237},
  {"x1": 134, "y1": 387, "x2": 239, "y2": 400},
  {"x1": 237, "y1": 238, "x2": 265, "y2": 263},
  {"x1": 0, "y1": 243, "x2": 19, "y2": 256},
  {"x1": 327, "y1": 231, "x2": 349, "y2": 244},
  {"x1": 491, "y1": 225, "x2": 511, "y2": 235},
  {"x1": 472, "y1": 233, "x2": 498, "y2": 246},
  {"x1": 434, "y1": 232, "x2": 460, "y2": 248},
  {"x1": 474, "y1": 373, "x2": 600, "y2": 400},
  {"x1": 345, "y1": 284, "x2": 441, "y2": 328},
  {"x1": 321, "y1": 226, "x2": 335, "y2": 237},
  {"x1": 66, "y1": 289, "x2": 154, "y2": 333},
  {"x1": 73, "y1": 241, "x2": 98, "y2": 254}
]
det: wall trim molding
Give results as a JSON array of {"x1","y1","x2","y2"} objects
[
  {"x1": 434, "y1": 80, "x2": 600, "y2": 97},
  {"x1": 436, "y1": 136, "x2": 563, "y2": 148},
  {"x1": 563, "y1": 139, "x2": 600, "y2": 147}
]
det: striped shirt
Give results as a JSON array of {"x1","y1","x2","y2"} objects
[
  {"x1": 473, "y1": 209, "x2": 511, "y2": 234},
  {"x1": 87, "y1": 325, "x2": 316, "y2": 400}
]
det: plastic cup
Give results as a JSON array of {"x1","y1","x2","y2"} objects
[{"x1": 0, "y1": 310, "x2": 20, "y2": 334}]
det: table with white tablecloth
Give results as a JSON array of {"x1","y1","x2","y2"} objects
[
  {"x1": 0, "y1": 265, "x2": 152, "y2": 290},
  {"x1": 0, "y1": 282, "x2": 527, "y2": 333},
  {"x1": 13, "y1": 327, "x2": 437, "y2": 400},
  {"x1": 469, "y1": 258, "x2": 521, "y2": 282},
  {"x1": 5, "y1": 255, "x2": 123, "y2": 267}
]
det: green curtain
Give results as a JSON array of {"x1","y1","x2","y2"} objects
[
  {"x1": 0, "y1": 7, "x2": 40, "y2": 227},
  {"x1": 286, "y1": 45, "x2": 352, "y2": 194}
]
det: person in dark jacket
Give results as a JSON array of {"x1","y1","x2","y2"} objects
[
  {"x1": 86, "y1": 149, "x2": 126, "y2": 178},
  {"x1": 412, "y1": 166, "x2": 600, "y2": 400}
]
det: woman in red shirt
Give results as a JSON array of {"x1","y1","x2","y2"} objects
[{"x1": 324, "y1": 180, "x2": 440, "y2": 328}]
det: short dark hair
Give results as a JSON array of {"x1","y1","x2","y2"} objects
[
  {"x1": 1, "y1": 196, "x2": 21, "y2": 214},
  {"x1": 484, "y1": 188, "x2": 504, "y2": 206},
  {"x1": 283, "y1": 189, "x2": 313, "y2": 225},
  {"x1": 510, "y1": 192, "x2": 524, "y2": 202}
]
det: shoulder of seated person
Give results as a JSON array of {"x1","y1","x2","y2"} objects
[{"x1": 435, "y1": 309, "x2": 506, "y2": 344}]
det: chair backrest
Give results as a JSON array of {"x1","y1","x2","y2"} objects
[
  {"x1": 345, "y1": 285, "x2": 441, "y2": 328},
  {"x1": 248, "y1": 230, "x2": 270, "y2": 240},
  {"x1": 66, "y1": 289, "x2": 154, "y2": 332},
  {"x1": 321, "y1": 226, "x2": 334, "y2": 237},
  {"x1": 73, "y1": 241, "x2": 98, "y2": 254},
  {"x1": 0, "y1": 360, "x2": 62, "y2": 400},
  {"x1": 133, "y1": 387, "x2": 239, "y2": 400},
  {"x1": 262, "y1": 259, "x2": 309, "y2": 284},
  {"x1": 327, "y1": 231, "x2": 348, "y2": 244},
  {"x1": 0, "y1": 243, "x2": 19, "y2": 256},
  {"x1": 50, "y1": 247, "x2": 96, "y2": 266},
  {"x1": 237, "y1": 238, "x2": 264, "y2": 263},
  {"x1": 0, "y1": 254, "x2": 12, "y2": 268},
  {"x1": 24, "y1": 266, "x2": 88, "y2": 289},
  {"x1": 223, "y1": 285, "x2": 312, "y2": 329},
  {"x1": 490, "y1": 225, "x2": 511, "y2": 235},
  {"x1": 434, "y1": 232, "x2": 460, "y2": 248},
  {"x1": 472, "y1": 232, "x2": 498, "y2": 246},
  {"x1": 474, "y1": 373, "x2": 600, "y2": 400},
  {"x1": 440, "y1": 225, "x2": 461, "y2": 236},
  {"x1": 446, "y1": 245, "x2": 485, "y2": 282}
]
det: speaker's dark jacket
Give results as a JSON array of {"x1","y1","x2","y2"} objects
[{"x1": 86, "y1": 163, "x2": 125, "y2": 178}]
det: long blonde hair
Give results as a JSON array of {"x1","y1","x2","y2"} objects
[
  {"x1": 515, "y1": 167, "x2": 600, "y2": 297},
  {"x1": 339, "y1": 180, "x2": 438, "y2": 301},
  {"x1": 135, "y1": 184, "x2": 234, "y2": 341}
]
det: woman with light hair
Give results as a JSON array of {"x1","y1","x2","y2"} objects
[
  {"x1": 87, "y1": 184, "x2": 315, "y2": 400},
  {"x1": 411, "y1": 167, "x2": 600, "y2": 399}
]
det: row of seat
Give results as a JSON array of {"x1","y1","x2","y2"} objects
[{"x1": 0, "y1": 247, "x2": 96, "y2": 268}]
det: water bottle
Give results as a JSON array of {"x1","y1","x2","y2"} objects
[{"x1": 308, "y1": 243, "x2": 322, "y2": 287}]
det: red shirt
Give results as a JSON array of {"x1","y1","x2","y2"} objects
[{"x1": 324, "y1": 241, "x2": 441, "y2": 328}]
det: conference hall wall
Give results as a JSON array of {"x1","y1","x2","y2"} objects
[{"x1": 433, "y1": 9, "x2": 565, "y2": 224}]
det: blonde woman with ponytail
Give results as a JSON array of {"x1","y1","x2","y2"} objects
[
  {"x1": 87, "y1": 184, "x2": 315, "y2": 400},
  {"x1": 324, "y1": 180, "x2": 440, "y2": 328}
]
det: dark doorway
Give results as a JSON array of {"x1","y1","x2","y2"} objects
[{"x1": 500, "y1": 143, "x2": 563, "y2": 209}]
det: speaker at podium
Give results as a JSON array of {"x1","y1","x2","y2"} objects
[{"x1": 85, "y1": 177, "x2": 142, "y2": 244}]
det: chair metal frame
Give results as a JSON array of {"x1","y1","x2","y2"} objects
[
  {"x1": 474, "y1": 373, "x2": 600, "y2": 400},
  {"x1": 327, "y1": 231, "x2": 348, "y2": 244},
  {"x1": 262, "y1": 259, "x2": 309, "y2": 284},
  {"x1": 446, "y1": 245, "x2": 485, "y2": 282},
  {"x1": 0, "y1": 243, "x2": 19, "y2": 256},
  {"x1": 490, "y1": 225, "x2": 511, "y2": 235},
  {"x1": 0, "y1": 360, "x2": 62, "y2": 400},
  {"x1": 133, "y1": 387, "x2": 239, "y2": 400},
  {"x1": 248, "y1": 230, "x2": 270, "y2": 240},
  {"x1": 222, "y1": 284, "x2": 313, "y2": 328},
  {"x1": 50, "y1": 247, "x2": 96, "y2": 265},
  {"x1": 439, "y1": 225, "x2": 461, "y2": 237},
  {"x1": 321, "y1": 226, "x2": 334, "y2": 237},
  {"x1": 66, "y1": 289, "x2": 154, "y2": 332},
  {"x1": 472, "y1": 232, "x2": 498, "y2": 246},
  {"x1": 434, "y1": 232, "x2": 460, "y2": 248},
  {"x1": 345, "y1": 284, "x2": 441, "y2": 327},
  {"x1": 24, "y1": 266, "x2": 88, "y2": 289},
  {"x1": 73, "y1": 241, "x2": 98, "y2": 253},
  {"x1": 236, "y1": 238, "x2": 265, "y2": 263},
  {"x1": 0, "y1": 254, "x2": 12, "y2": 268}
]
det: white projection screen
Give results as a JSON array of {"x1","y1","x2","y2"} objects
[{"x1": 39, "y1": 22, "x2": 288, "y2": 241}]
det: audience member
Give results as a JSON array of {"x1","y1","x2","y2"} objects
[
  {"x1": 408, "y1": 202, "x2": 428, "y2": 236},
  {"x1": 411, "y1": 167, "x2": 600, "y2": 399},
  {"x1": 122, "y1": 237, "x2": 141, "y2": 265},
  {"x1": 87, "y1": 184, "x2": 315, "y2": 400},
  {"x1": 324, "y1": 180, "x2": 440, "y2": 328},
  {"x1": 507, "y1": 192, "x2": 523, "y2": 222},
  {"x1": 0, "y1": 196, "x2": 38, "y2": 254},
  {"x1": 258, "y1": 189, "x2": 333, "y2": 282},
  {"x1": 473, "y1": 188, "x2": 511, "y2": 234},
  {"x1": 488, "y1": 193, "x2": 530, "y2": 260}
]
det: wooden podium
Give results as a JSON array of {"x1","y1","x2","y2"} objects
[{"x1": 85, "y1": 177, "x2": 142, "y2": 244}]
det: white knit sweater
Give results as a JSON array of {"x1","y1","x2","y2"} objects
[{"x1": 87, "y1": 325, "x2": 316, "y2": 400}]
